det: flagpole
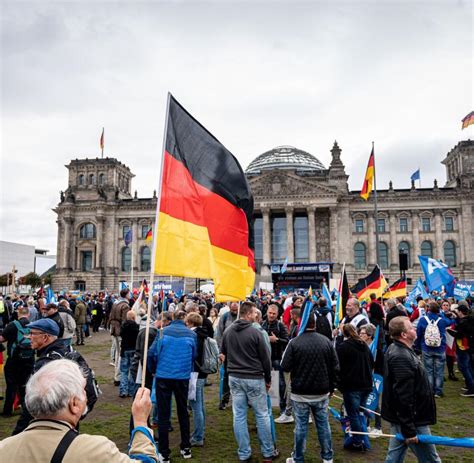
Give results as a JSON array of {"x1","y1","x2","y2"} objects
[
  {"x1": 101, "y1": 127, "x2": 104, "y2": 159},
  {"x1": 141, "y1": 93, "x2": 172, "y2": 388},
  {"x1": 372, "y1": 141, "x2": 380, "y2": 266},
  {"x1": 130, "y1": 240, "x2": 134, "y2": 292}
]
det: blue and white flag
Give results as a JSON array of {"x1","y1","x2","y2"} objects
[
  {"x1": 281, "y1": 257, "x2": 288, "y2": 274},
  {"x1": 411, "y1": 169, "x2": 420, "y2": 182},
  {"x1": 47, "y1": 287, "x2": 57, "y2": 304},
  {"x1": 369, "y1": 325, "x2": 380, "y2": 360},
  {"x1": 453, "y1": 280, "x2": 473, "y2": 300},
  {"x1": 405, "y1": 278, "x2": 429, "y2": 309},
  {"x1": 322, "y1": 283, "x2": 332, "y2": 305},
  {"x1": 418, "y1": 255, "x2": 455, "y2": 292}
]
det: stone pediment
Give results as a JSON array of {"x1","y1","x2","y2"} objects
[{"x1": 248, "y1": 171, "x2": 339, "y2": 199}]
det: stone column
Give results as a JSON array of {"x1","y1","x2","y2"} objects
[
  {"x1": 262, "y1": 208, "x2": 271, "y2": 265},
  {"x1": 367, "y1": 212, "x2": 376, "y2": 266},
  {"x1": 457, "y1": 209, "x2": 466, "y2": 264},
  {"x1": 389, "y1": 212, "x2": 398, "y2": 269},
  {"x1": 286, "y1": 207, "x2": 294, "y2": 262},
  {"x1": 96, "y1": 214, "x2": 104, "y2": 268},
  {"x1": 412, "y1": 212, "x2": 420, "y2": 265},
  {"x1": 329, "y1": 210, "x2": 339, "y2": 264},
  {"x1": 63, "y1": 217, "x2": 74, "y2": 270},
  {"x1": 434, "y1": 212, "x2": 443, "y2": 260},
  {"x1": 307, "y1": 206, "x2": 316, "y2": 262},
  {"x1": 460, "y1": 203, "x2": 473, "y2": 263}
]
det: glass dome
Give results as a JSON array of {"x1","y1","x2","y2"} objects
[{"x1": 245, "y1": 145, "x2": 325, "y2": 175}]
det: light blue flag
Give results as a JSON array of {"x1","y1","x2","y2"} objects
[
  {"x1": 297, "y1": 300, "x2": 313, "y2": 336},
  {"x1": 47, "y1": 287, "x2": 57, "y2": 304},
  {"x1": 418, "y1": 255, "x2": 455, "y2": 292},
  {"x1": 322, "y1": 283, "x2": 332, "y2": 305},
  {"x1": 411, "y1": 169, "x2": 420, "y2": 182},
  {"x1": 369, "y1": 325, "x2": 380, "y2": 360},
  {"x1": 281, "y1": 257, "x2": 288, "y2": 274},
  {"x1": 405, "y1": 278, "x2": 429, "y2": 310}
]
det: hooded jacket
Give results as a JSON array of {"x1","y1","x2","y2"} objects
[{"x1": 221, "y1": 319, "x2": 271, "y2": 384}]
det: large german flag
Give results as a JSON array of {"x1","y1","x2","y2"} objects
[
  {"x1": 351, "y1": 265, "x2": 388, "y2": 301},
  {"x1": 155, "y1": 95, "x2": 255, "y2": 302},
  {"x1": 360, "y1": 147, "x2": 374, "y2": 200},
  {"x1": 385, "y1": 277, "x2": 407, "y2": 299}
]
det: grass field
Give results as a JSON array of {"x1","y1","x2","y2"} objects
[{"x1": 1, "y1": 330, "x2": 473, "y2": 462}]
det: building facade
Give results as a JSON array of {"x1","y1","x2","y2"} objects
[{"x1": 52, "y1": 141, "x2": 474, "y2": 292}]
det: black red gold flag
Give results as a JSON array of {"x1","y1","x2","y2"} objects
[{"x1": 350, "y1": 265, "x2": 388, "y2": 301}]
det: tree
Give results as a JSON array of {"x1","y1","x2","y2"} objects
[
  {"x1": 22, "y1": 272, "x2": 42, "y2": 288},
  {"x1": 0, "y1": 273, "x2": 8, "y2": 286}
]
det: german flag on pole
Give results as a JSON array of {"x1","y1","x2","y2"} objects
[
  {"x1": 462, "y1": 111, "x2": 474, "y2": 129},
  {"x1": 360, "y1": 147, "x2": 374, "y2": 200},
  {"x1": 350, "y1": 265, "x2": 388, "y2": 301},
  {"x1": 100, "y1": 128, "x2": 104, "y2": 150},
  {"x1": 155, "y1": 94, "x2": 255, "y2": 302},
  {"x1": 384, "y1": 276, "x2": 407, "y2": 299}
]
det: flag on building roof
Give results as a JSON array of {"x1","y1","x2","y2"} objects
[
  {"x1": 462, "y1": 111, "x2": 474, "y2": 129},
  {"x1": 351, "y1": 265, "x2": 388, "y2": 301},
  {"x1": 360, "y1": 147, "x2": 375, "y2": 201},
  {"x1": 334, "y1": 265, "x2": 350, "y2": 327},
  {"x1": 145, "y1": 228, "x2": 152, "y2": 242},
  {"x1": 100, "y1": 128, "x2": 104, "y2": 150},
  {"x1": 418, "y1": 255, "x2": 455, "y2": 292},
  {"x1": 124, "y1": 228, "x2": 133, "y2": 247},
  {"x1": 410, "y1": 168, "x2": 420, "y2": 182},
  {"x1": 154, "y1": 94, "x2": 255, "y2": 302},
  {"x1": 385, "y1": 277, "x2": 407, "y2": 299}
]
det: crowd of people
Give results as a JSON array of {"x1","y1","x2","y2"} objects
[{"x1": 0, "y1": 287, "x2": 473, "y2": 462}]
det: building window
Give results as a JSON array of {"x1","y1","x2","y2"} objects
[
  {"x1": 123, "y1": 225, "x2": 131, "y2": 238},
  {"x1": 422, "y1": 217, "x2": 431, "y2": 232},
  {"x1": 253, "y1": 217, "x2": 263, "y2": 272},
  {"x1": 421, "y1": 241, "x2": 433, "y2": 258},
  {"x1": 399, "y1": 241, "x2": 411, "y2": 267},
  {"x1": 399, "y1": 217, "x2": 408, "y2": 232},
  {"x1": 74, "y1": 280, "x2": 86, "y2": 291},
  {"x1": 79, "y1": 223, "x2": 96, "y2": 239},
  {"x1": 78, "y1": 174, "x2": 85, "y2": 186},
  {"x1": 141, "y1": 225, "x2": 151, "y2": 239},
  {"x1": 89, "y1": 173, "x2": 96, "y2": 185},
  {"x1": 99, "y1": 173, "x2": 105, "y2": 185},
  {"x1": 444, "y1": 240, "x2": 456, "y2": 267},
  {"x1": 122, "y1": 247, "x2": 132, "y2": 272},
  {"x1": 377, "y1": 218, "x2": 386, "y2": 233},
  {"x1": 140, "y1": 246, "x2": 151, "y2": 271},
  {"x1": 294, "y1": 216, "x2": 309, "y2": 263},
  {"x1": 378, "y1": 242, "x2": 389, "y2": 269},
  {"x1": 354, "y1": 242, "x2": 366, "y2": 270},
  {"x1": 81, "y1": 251, "x2": 93, "y2": 271},
  {"x1": 355, "y1": 219, "x2": 364, "y2": 233},
  {"x1": 271, "y1": 216, "x2": 287, "y2": 263},
  {"x1": 444, "y1": 216, "x2": 454, "y2": 232}
]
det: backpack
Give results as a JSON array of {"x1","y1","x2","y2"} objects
[
  {"x1": 198, "y1": 337, "x2": 219, "y2": 374},
  {"x1": 423, "y1": 316, "x2": 442, "y2": 347},
  {"x1": 47, "y1": 348, "x2": 101, "y2": 414},
  {"x1": 12, "y1": 320, "x2": 34, "y2": 360},
  {"x1": 315, "y1": 311, "x2": 333, "y2": 340}
]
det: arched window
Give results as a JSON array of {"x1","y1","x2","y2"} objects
[
  {"x1": 354, "y1": 242, "x2": 366, "y2": 270},
  {"x1": 444, "y1": 240, "x2": 456, "y2": 267},
  {"x1": 399, "y1": 241, "x2": 411, "y2": 268},
  {"x1": 78, "y1": 174, "x2": 85, "y2": 186},
  {"x1": 99, "y1": 173, "x2": 105, "y2": 185},
  {"x1": 421, "y1": 241, "x2": 433, "y2": 258},
  {"x1": 140, "y1": 246, "x2": 151, "y2": 272},
  {"x1": 378, "y1": 242, "x2": 389, "y2": 269},
  {"x1": 122, "y1": 247, "x2": 132, "y2": 272},
  {"x1": 89, "y1": 173, "x2": 96, "y2": 185},
  {"x1": 79, "y1": 223, "x2": 96, "y2": 239}
]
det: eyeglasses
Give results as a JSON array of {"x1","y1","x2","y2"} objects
[{"x1": 28, "y1": 331, "x2": 46, "y2": 337}]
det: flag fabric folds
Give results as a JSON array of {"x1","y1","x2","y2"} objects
[
  {"x1": 461, "y1": 111, "x2": 474, "y2": 129},
  {"x1": 155, "y1": 94, "x2": 255, "y2": 302},
  {"x1": 281, "y1": 256, "x2": 288, "y2": 274},
  {"x1": 418, "y1": 255, "x2": 455, "y2": 292},
  {"x1": 124, "y1": 228, "x2": 133, "y2": 247},
  {"x1": 100, "y1": 128, "x2": 104, "y2": 150},
  {"x1": 410, "y1": 169, "x2": 420, "y2": 182},
  {"x1": 334, "y1": 267, "x2": 350, "y2": 327},
  {"x1": 385, "y1": 277, "x2": 407, "y2": 299},
  {"x1": 360, "y1": 148, "x2": 375, "y2": 201},
  {"x1": 351, "y1": 266, "x2": 388, "y2": 301},
  {"x1": 145, "y1": 228, "x2": 152, "y2": 242},
  {"x1": 322, "y1": 283, "x2": 332, "y2": 305},
  {"x1": 405, "y1": 278, "x2": 429, "y2": 309}
]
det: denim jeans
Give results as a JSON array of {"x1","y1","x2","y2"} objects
[
  {"x1": 189, "y1": 378, "x2": 206, "y2": 443},
  {"x1": 229, "y1": 376, "x2": 274, "y2": 460},
  {"x1": 457, "y1": 349, "x2": 474, "y2": 391},
  {"x1": 342, "y1": 390, "x2": 370, "y2": 445},
  {"x1": 292, "y1": 398, "x2": 333, "y2": 462},
  {"x1": 272, "y1": 359, "x2": 287, "y2": 413},
  {"x1": 119, "y1": 350, "x2": 135, "y2": 396},
  {"x1": 385, "y1": 424, "x2": 441, "y2": 462},
  {"x1": 422, "y1": 351, "x2": 445, "y2": 395}
]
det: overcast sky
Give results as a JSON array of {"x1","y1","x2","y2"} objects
[{"x1": 1, "y1": 0, "x2": 472, "y2": 257}]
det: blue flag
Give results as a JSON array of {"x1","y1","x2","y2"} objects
[
  {"x1": 47, "y1": 287, "x2": 57, "y2": 304},
  {"x1": 297, "y1": 300, "x2": 313, "y2": 336},
  {"x1": 322, "y1": 283, "x2": 332, "y2": 305},
  {"x1": 411, "y1": 169, "x2": 420, "y2": 182},
  {"x1": 369, "y1": 325, "x2": 380, "y2": 360},
  {"x1": 281, "y1": 257, "x2": 288, "y2": 274},
  {"x1": 124, "y1": 228, "x2": 133, "y2": 247},
  {"x1": 418, "y1": 256, "x2": 455, "y2": 292},
  {"x1": 405, "y1": 278, "x2": 429, "y2": 310}
]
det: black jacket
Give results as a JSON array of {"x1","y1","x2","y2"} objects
[
  {"x1": 336, "y1": 338, "x2": 374, "y2": 393},
  {"x1": 130, "y1": 327, "x2": 158, "y2": 389},
  {"x1": 193, "y1": 326, "x2": 209, "y2": 379},
  {"x1": 221, "y1": 319, "x2": 271, "y2": 383},
  {"x1": 381, "y1": 340, "x2": 436, "y2": 438},
  {"x1": 261, "y1": 319, "x2": 289, "y2": 361},
  {"x1": 34, "y1": 338, "x2": 70, "y2": 372},
  {"x1": 281, "y1": 330, "x2": 339, "y2": 395},
  {"x1": 120, "y1": 320, "x2": 139, "y2": 355},
  {"x1": 47, "y1": 311, "x2": 65, "y2": 339}
]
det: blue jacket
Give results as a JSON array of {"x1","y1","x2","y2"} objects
[
  {"x1": 147, "y1": 320, "x2": 197, "y2": 380},
  {"x1": 415, "y1": 312, "x2": 448, "y2": 354}
]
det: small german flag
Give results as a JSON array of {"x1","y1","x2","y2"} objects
[
  {"x1": 100, "y1": 128, "x2": 104, "y2": 150},
  {"x1": 462, "y1": 111, "x2": 474, "y2": 129},
  {"x1": 360, "y1": 147, "x2": 375, "y2": 201},
  {"x1": 145, "y1": 228, "x2": 152, "y2": 242},
  {"x1": 351, "y1": 265, "x2": 388, "y2": 301},
  {"x1": 384, "y1": 277, "x2": 407, "y2": 299},
  {"x1": 155, "y1": 94, "x2": 255, "y2": 302}
]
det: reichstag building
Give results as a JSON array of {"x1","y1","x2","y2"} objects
[{"x1": 52, "y1": 139, "x2": 474, "y2": 292}]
